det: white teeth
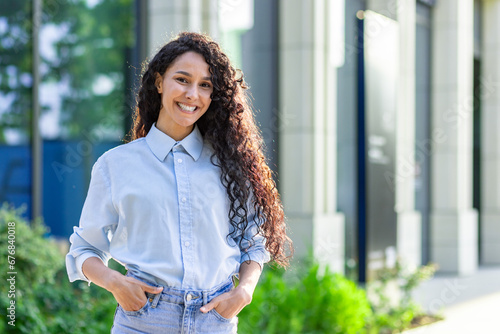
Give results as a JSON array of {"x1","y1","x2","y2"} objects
[{"x1": 177, "y1": 102, "x2": 196, "y2": 112}]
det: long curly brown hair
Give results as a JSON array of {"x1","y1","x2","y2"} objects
[{"x1": 130, "y1": 32, "x2": 292, "y2": 267}]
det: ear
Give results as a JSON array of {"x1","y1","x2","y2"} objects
[{"x1": 155, "y1": 73, "x2": 163, "y2": 94}]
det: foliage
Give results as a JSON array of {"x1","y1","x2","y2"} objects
[
  {"x1": 0, "y1": 1, "x2": 32, "y2": 142},
  {"x1": 0, "y1": 203, "x2": 122, "y2": 333},
  {"x1": 238, "y1": 261, "x2": 373, "y2": 334},
  {"x1": 367, "y1": 261, "x2": 437, "y2": 333}
]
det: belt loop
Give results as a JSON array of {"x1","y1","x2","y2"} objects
[
  {"x1": 202, "y1": 291, "x2": 208, "y2": 306},
  {"x1": 150, "y1": 292, "x2": 161, "y2": 308}
]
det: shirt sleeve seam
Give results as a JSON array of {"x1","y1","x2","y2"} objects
[{"x1": 95, "y1": 157, "x2": 116, "y2": 214}]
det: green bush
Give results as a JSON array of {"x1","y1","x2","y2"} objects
[
  {"x1": 0, "y1": 204, "x2": 121, "y2": 333},
  {"x1": 238, "y1": 262, "x2": 373, "y2": 334},
  {"x1": 367, "y1": 261, "x2": 437, "y2": 333}
]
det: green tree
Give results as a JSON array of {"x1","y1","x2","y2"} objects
[{"x1": 0, "y1": 1, "x2": 32, "y2": 143}]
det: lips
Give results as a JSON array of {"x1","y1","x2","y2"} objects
[{"x1": 177, "y1": 102, "x2": 197, "y2": 112}]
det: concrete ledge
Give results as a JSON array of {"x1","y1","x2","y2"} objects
[
  {"x1": 397, "y1": 210, "x2": 422, "y2": 268},
  {"x1": 313, "y1": 213, "x2": 345, "y2": 274},
  {"x1": 287, "y1": 212, "x2": 345, "y2": 274},
  {"x1": 430, "y1": 209, "x2": 478, "y2": 275}
]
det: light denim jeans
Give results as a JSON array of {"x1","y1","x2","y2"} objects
[{"x1": 111, "y1": 273, "x2": 238, "y2": 334}]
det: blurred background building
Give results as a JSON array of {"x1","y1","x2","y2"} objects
[{"x1": 1, "y1": 0, "x2": 499, "y2": 282}]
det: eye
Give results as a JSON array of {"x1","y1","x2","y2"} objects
[
  {"x1": 200, "y1": 82, "x2": 212, "y2": 89},
  {"x1": 175, "y1": 77, "x2": 188, "y2": 83}
]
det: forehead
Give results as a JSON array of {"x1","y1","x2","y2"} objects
[{"x1": 167, "y1": 51, "x2": 210, "y2": 77}]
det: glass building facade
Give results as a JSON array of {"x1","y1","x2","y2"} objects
[
  {"x1": 0, "y1": 1, "x2": 33, "y2": 215},
  {"x1": 1, "y1": 0, "x2": 139, "y2": 236}
]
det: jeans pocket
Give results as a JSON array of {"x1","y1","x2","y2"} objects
[
  {"x1": 120, "y1": 297, "x2": 151, "y2": 317},
  {"x1": 210, "y1": 308, "x2": 232, "y2": 323}
]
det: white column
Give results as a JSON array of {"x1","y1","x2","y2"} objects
[
  {"x1": 148, "y1": 0, "x2": 218, "y2": 56},
  {"x1": 481, "y1": 0, "x2": 500, "y2": 264},
  {"x1": 430, "y1": 0, "x2": 477, "y2": 275},
  {"x1": 279, "y1": 0, "x2": 345, "y2": 273},
  {"x1": 202, "y1": 0, "x2": 219, "y2": 39},
  {"x1": 394, "y1": 0, "x2": 422, "y2": 269}
]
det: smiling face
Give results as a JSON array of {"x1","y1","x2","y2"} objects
[{"x1": 155, "y1": 51, "x2": 213, "y2": 141}]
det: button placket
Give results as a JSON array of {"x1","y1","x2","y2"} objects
[{"x1": 173, "y1": 148, "x2": 195, "y2": 287}]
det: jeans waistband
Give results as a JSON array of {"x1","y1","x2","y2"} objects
[{"x1": 126, "y1": 271, "x2": 234, "y2": 307}]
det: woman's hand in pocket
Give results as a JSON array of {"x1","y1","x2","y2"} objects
[
  {"x1": 199, "y1": 285, "x2": 252, "y2": 319},
  {"x1": 109, "y1": 274, "x2": 163, "y2": 312}
]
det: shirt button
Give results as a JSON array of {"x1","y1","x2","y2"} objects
[
  {"x1": 181, "y1": 197, "x2": 187, "y2": 203},
  {"x1": 177, "y1": 158, "x2": 183, "y2": 163},
  {"x1": 186, "y1": 294, "x2": 192, "y2": 301},
  {"x1": 184, "y1": 241, "x2": 190, "y2": 247}
]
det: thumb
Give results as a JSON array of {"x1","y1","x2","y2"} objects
[{"x1": 139, "y1": 281, "x2": 163, "y2": 294}]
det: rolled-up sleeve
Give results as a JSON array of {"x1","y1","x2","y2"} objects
[
  {"x1": 65, "y1": 158, "x2": 118, "y2": 282},
  {"x1": 234, "y1": 199, "x2": 271, "y2": 269}
]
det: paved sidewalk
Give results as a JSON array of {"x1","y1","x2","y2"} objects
[{"x1": 403, "y1": 266, "x2": 500, "y2": 333}]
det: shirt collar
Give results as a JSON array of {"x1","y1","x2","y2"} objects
[{"x1": 146, "y1": 123, "x2": 204, "y2": 162}]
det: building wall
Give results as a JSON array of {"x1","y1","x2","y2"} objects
[
  {"x1": 2, "y1": 0, "x2": 500, "y2": 278},
  {"x1": 142, "y1": 0, "x2": 500, "y2": 277},
  {"x1": 430, "y1": 0, "x2": 478, "y2": 275}
]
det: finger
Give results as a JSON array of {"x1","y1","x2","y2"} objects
[
  {"x1": 200, "y1": 299, "x2": 219, "y2": 313},
  {"x1": 141, "y1": 283, "x2": 163, "y2": 294},
  {"x1": 200, "y1": 290, "x2": 233, "y2": 313},
  {"x1": 127, "y1": 277, "x2": 163, "y2": 294}
]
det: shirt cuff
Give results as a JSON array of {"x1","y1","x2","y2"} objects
[
  {"x1": 65, "y1": 252, "x2": 102, "y2": 283},
  {"x1": 240, "y1": 249, "x2": 271, "y2": 270}
]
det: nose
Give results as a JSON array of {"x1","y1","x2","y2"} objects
[{"x1": 185, "y1": 85, "x2": 199, "y2": 100}]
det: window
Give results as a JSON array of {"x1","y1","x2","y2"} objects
[
  {"x1": 0, "y1": 1, "x2": 33, "y2": 215},
  {"x1": 0, "y1": 0, "x2": 139, "y2": 237}
]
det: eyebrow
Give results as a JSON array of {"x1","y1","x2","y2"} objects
[{"x1": 175, "y1": 70, "x2": 211, "y2": 81}]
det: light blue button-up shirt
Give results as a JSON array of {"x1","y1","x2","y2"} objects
[{"x1": 66, "y1": 123, "x2": 270, "y2": 290}]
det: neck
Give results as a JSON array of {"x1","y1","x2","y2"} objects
[{"x1": 156, "y1": 119, "x2": 193, "y2": 141}]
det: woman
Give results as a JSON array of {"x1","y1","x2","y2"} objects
[{"x1": 66, "y1": 32, "x2": 292, "y2": 333}]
